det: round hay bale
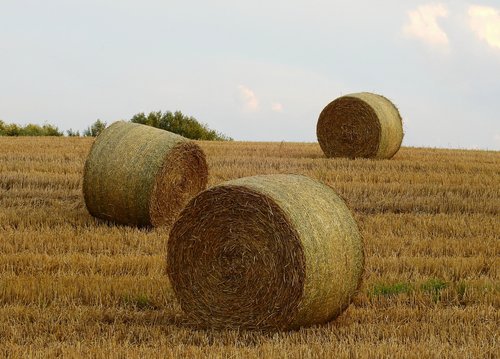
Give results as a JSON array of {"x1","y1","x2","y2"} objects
[
  {"x1": 167, "y1": 174, "x2": 364, "y2": 330},
  {"x1": 317, "y1": 92, "x2": 403, "y2": 159},
  {"x1": 83, "y1": 121, "x2": 208, "y2": 228}
]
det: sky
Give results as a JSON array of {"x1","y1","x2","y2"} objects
[{"x1": 1, "y1": 0, "x2": 499, "y2": 150}]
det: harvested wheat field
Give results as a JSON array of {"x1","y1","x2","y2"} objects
[{"x1": 0, "y1": 137, "x2": 498, "y2": 358}]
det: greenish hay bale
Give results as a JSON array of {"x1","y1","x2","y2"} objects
[
  {"x1": 83, "y1": 121, "x2": 208, "y2": 228},
  {"x1": 167, "y1": 174, "x2": 364, "y2": 330},
  {"x1": 317, "y1": 92, "x2": 404, "y2": 159}
]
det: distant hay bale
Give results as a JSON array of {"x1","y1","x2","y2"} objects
[
  {"x1": 167, "y1": 174, "x2": 364, "y2": 330},
  {"x1": 317, "y1": 92, "x2": 403, "y2": 159},
  {"x1": 83, "y1": 121, "x2": 208, "y2": 228}
]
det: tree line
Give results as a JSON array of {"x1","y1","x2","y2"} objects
[
  {"x1": 0, "y1": 111, "x2": 231, "y2": 141},
  {"x1": 0, "y1": 121, "x2": 64, "y2": 137}
]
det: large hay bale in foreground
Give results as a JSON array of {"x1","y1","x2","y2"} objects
[
  {"x1": 317, "y1": 92, "x2": 403, "y2": 159},
  {"x1": 83, "y1": 121, "x2": 208, "y2": 228},
  {"x1": 167, "y1": 174, "x2": 364, "y2": 330}
]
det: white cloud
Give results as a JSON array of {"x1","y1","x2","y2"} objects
[
  {"x1": 468, "y1": 5, "x2": 500, "y2": 50},
  {"x1": 237, "y1": 85, "x2": 259, "y2": 111},
  {"x1": 403, "y1": 4, "x2": 449, "y2": 47},
  {"x1": 271, "y1": 102, "x2": 283, "y2": 112}
]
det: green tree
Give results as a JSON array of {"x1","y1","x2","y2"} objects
[
  {"x1": 66, "y1": 129, "x2": 81, "y2": 137},
  {"x1": 0, "y1": 121, "x2": 63, "y2": 136},
  {"x1": 84, "y1": 119, "x2": 107, "y2": 137},
  {"x1": 20, "y1": 124, "x2": 45, "y2": 136},
  {"x1": 130, "y1": 111, "x2": 231, "y2": 141},
  {"x1": 42, "y1": 124, "x2": 63, "y2": 136},
  {"x1": 4, "y1": 123, "x2": 21, "y2": 136},
  {"x1": 130, "y1": 111, "x2": 162, "y2": 128}
]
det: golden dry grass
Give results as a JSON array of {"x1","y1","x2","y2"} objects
[{"x1": 0, "y1": 137, "x2": 498, "y2": 358}]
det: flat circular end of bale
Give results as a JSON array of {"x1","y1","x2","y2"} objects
[
  {"x1": 149, "y1": 141, "x2": 208, "y2": 228},
  {"x1": 167, "y1": 184, "x2": 306, "y2": 329},
  {"x1": 317, "y1": 93, "x2": 403, "y2": 159},
  {"x1": 167, "y1": 174, "x2": 364, "y2": 330},
  {"x1": 317, "y1": 96, "x2": 381, "y2": 158}
]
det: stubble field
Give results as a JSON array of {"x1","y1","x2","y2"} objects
[{"x1": 0, "y1": 137, "x2": 498, "y2": 358}]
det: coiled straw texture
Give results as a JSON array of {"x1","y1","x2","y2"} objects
[
  {"x1": 83, "y1": 121, "x2": 208, "y2": 228},
  {"x1": 317, "y1": 92, "x2": 403, "y2": 159},
  {"x1": 167, "y1": 174, "x2": 364, "y2": 330}
]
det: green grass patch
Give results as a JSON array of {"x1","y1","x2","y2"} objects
[
  {"x1": 122, "y1": 294, "x2": 157, "y2": 310},
  {"x1": 371, "y1": 282, "x2": 412, "y2": 297},
  {"x1": 421, "y1": 278, "x2": 447, "y2": 302},
  {"x1": 421, "y1": 278, "x2": 447, "y2": 294}
]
